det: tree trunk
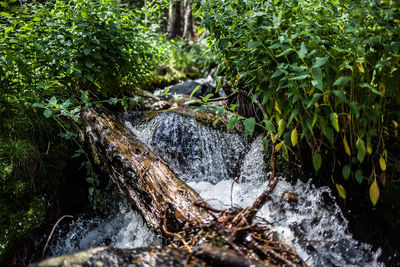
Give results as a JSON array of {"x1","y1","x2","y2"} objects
[
  {"x1": 167, "y1": 0, "x2": 182, "y2": 40},
  {"x1": 79, "y1": 107, "x2": 308, "y2": 266},
  {"x1": 183, "y1": 0, "x2": 194, "y2": 41}
]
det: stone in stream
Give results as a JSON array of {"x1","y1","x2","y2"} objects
[
  {"x1": 156, "y1": 75, "x2": 226, "y2": 99},
  {"x1": 31, "y1": 246, "x2": 208, "y2": 267}
]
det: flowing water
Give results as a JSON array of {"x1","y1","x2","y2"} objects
[{"x1": 49, "y1": 110, "x2": 382, "y2": 266}]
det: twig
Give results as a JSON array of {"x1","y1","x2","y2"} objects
[
  {"x1": 42, "y1": 215, "x2": 73, "y2": 260},
  {"x1": 208, "y1": 91, "x2": 239, "y2": 102},
  {"x1": 163, "y1": 211, "x2": 192, "y2": 253}
]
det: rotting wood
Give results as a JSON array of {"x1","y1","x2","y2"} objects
[{"x1": 79, "y1": 106, "x2": 309, "y2": 267}]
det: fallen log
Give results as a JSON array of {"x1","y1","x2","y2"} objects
[{"x1": 77, "y1": 107, "x2": 307, "y2": 266}]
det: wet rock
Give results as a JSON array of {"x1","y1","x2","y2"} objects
[
  {"x1": 33, "y1": 246, "x2": 208, "y2": 267},
  {"x1": 156, "y1": 75, "x2": 225, "y2": 99}
]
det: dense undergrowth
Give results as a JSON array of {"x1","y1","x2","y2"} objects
[
  {"x1": 0, "y1": 0, "x2": 210, "y2": 263},
  {"x1": 193, "y1": 0, "x2": 400, "y2": 253},
  {"x1": 194, "y1": 0, "x2": 400, "y2": 204}
]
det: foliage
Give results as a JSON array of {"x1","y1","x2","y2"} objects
[
  {"x1": 0, "y1": 0, "x2": 166, "y2": 262},
  {"x1": 194, "y1": 0, "x2": 400, "y2": 205}
]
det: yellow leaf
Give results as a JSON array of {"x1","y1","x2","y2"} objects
[
  {"x1": 357, "y1": 62, "x2": 365, "y2": 74},
  {"x1": 343, "y1": 136, "x2": 351, "y2": 156},
  {"x1": 271, "y1": 135, "x2": 277, "y2": 143},
  {"x1": 336, "y1": 184, "x2": 346, "y2": 199},
  {"x1": 275, "y1": 141, "x2": 284, "y2": 152},
  {"x1": 291, "y1": 128, "x2": 298, "y2": 147},
  {"x1": 379, "y1": 84, "x2": 386, "y2": 95},
  {"x1": 323, "y1": 94, "x2": 329, "y2": 103},
  {"x1": 369, "y1": 179, "x2": 380, "y2": 206},
  {"x1": 393, "y1": 120, "x2": 398, "y2": 129},
  {"x1": 275, "y1": 101, "x2": 282, "y2": 115},
  {"x1": 379, "y1": 157, "x2": 386, "y2": 171},
  {"x1": 366, "y1": 142, "x2": 372, "y2": 155}
]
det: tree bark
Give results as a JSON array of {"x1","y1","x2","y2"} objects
[
  {"x1": 79, "y1": 107, "x2": 308, "y2": 267},
  {"x1": 183, "y1": 0, "x2": 194, "y2": 41},
  {"x1": 167, "y1": 0, "x2": 182, "y2": 40}
]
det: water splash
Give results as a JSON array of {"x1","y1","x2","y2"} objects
[
  {"x1": 129, "y1": 111, "x2": 382, "y2": 266},
  {"x1": 47, "y1": 185, "x2": 159, "y2": 257},
  {"x1": 126, "y1": 111, "x2": 246, "y2": 184}
]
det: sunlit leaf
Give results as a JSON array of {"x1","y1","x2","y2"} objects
[
  {"x1": 379, "y1": 157, "x2": 386, "y2": 171},
  {"x1": 277, "y1": 119, "x2": 285, "y2": 137},
  {"x1": 369, "y1": 179, "x2": 379, "y2": 206},
  {"x1": 291, "y1": 128, "x2": 298, "y2": 147},
  {"x1": 275, "y1": 140, "x2": 284, "y2": 152},
  {"x1": 329, "y1": 112, "x2": 339, "y2": 132},
  {"x1": 336, "y1": 184, "x2": 346, "y2": 199}
]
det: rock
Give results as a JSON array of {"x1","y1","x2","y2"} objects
[
  {"x1": 155, "y1": 75, "x2": 225, "y2": 99},
  {"x1": 31, "y1": 246, "x2": 208, "y2": 267}
]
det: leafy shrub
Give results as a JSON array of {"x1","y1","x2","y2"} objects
[
  {"x1": 0, "y1": 0, "x2": 163, "y2": 97},
  {"x1": 194, "y1": 0, "x2": 400, "y2": 204}
]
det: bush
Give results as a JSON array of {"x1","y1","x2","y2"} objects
[{"x1": 194, "y1": 0, "x2": 400, "y2": 204}]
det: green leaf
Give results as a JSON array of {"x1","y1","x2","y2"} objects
[
  {"x1": 0, "y1": 12, "x2": 12, "y2": 17},
  {"x1": 244, "y1": 117, "x2": 256, "y2": 135},
  {"x1": 299, "y1": 42, "x2": 308, "y2": 58},
  {"x1": 227, "y1": 116, "x2": 240, "y2": 130},
  {"x1": 43, "y1": 109, "x2": 53, "y2": 118},
  {"x1": 312, "y1": 57, "x2": 329, "y2": 68},
  {"x1": 282, "y1": 144, "x2": 289, "y2": 161},
  {"x1": 329, "y1": 112, "x2": 339, "y2": 132},
  {"x1": 348, "y1": 101, "x2": 360, "y2": 118},
  {"x1": 369, "y1": 179, "x2": 380, "y2": 206},
  {"x1": 184, "y1": 99, "x2": 200, "y2": 105},
  {"x1": 83, "y1": 47, "x2": 91, "y2": 55},
  {"x1": 359, "y1": 83, "x2": 383, "y2": 96},
  {"x1": 336, "y1": 184, "x2": 346, "y2": 199},
  {"x1": 32, "y1": 103, "x2": 44, "y2": 108},
  {"x1": 85, "y1": 61, "x2": 94, "y2": 69},
  {"x1": 355, "y1": 169, "x2": 363, "y2": 184},
  {"x1": 86, "y1": 74, "x2": 94, "y2": 82},
  {"x1": 333, "y1": 76, "x2": 351, "y2": 87},
  {"x1": 277, "y1": 48, "x2": 293, "y2": 57},
  {"x1": 313, "y1": 152, "x2": 322, "y2": 172},
  {"x1": 202, "y1": 93, "x2": 214, "y2": 102},
  {"x1": 248, "y1": 40, "x2": 261, "y2": 48},
  {"x1": 262, "y1": 135, "x2": 269, "y2": 153},
  {"x1": 290, "y1": 74, "x2": 310, "y2": 81},
  {"x1": 311, "y1": 80, "x2": 323, "y2": 91},
  {"x1": 306, "y1": 93, "x2": 321, "y2": 109},
  {"x1": 356, "y1": 138, "x2": 366, "y2": 163},
  {"x1": 342, "y1": 165, "x2": 351, "y2": 180},
  {"x1": 311, "y1": 67, "x2": 323, "y2": 81},
  {"x1": 88, "y1": 187, "x2": 94, "y2": 196},
  {"x1": 271, "y1": 69, "x2": 284, "y2": 79},
  {"x1": 190, "y1": 85, "x2": 201, "y2": 99},
  {"x1": 333, "y1": 90, "x2": 349, "y2": 103},
  {"x1": 262, "y1": 120, "x2": 276, "y2": 133},
  {"x1": 288, "y1": 108, "x2": 299, "y2": 125}
]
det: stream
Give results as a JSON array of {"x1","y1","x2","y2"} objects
[{"x1": 47, "y1": 110, "x2": 383, "y2": 266}]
